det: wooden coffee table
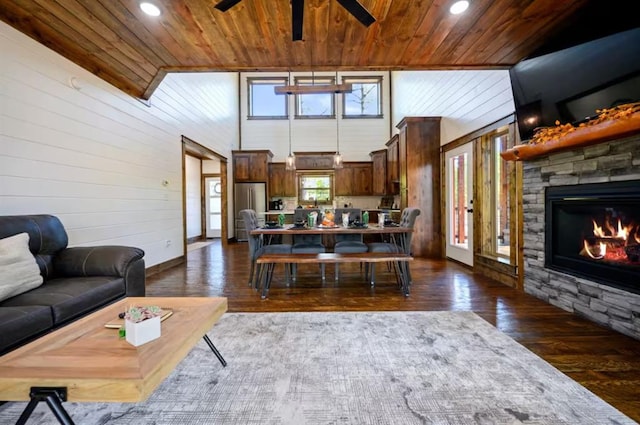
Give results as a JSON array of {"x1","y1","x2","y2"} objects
[{"x1": 0, "y1": 296, "x2": 227, "y2": 425}]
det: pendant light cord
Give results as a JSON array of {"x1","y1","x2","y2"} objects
[
  {"x1": 336, "y1": 109, "x2": 340, "y2": 154},
  {"x1": 335, "y1": 71, "x2": 339, "y2": 154},
  {"x1": 288, "y1": 71, "x2": 292, "y2": 155}
]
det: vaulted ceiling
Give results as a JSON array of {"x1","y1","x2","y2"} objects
[{"x1": 0, "y1": 0, "x2": 632, "y2": 100}]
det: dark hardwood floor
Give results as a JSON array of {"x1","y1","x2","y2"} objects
[{"x1": 148, "y1": 240, "x2": 640, "y2": 422}]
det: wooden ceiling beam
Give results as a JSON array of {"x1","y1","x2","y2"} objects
[{"x1": 274, "y1": 83, "x2": 353, "y2": 95}]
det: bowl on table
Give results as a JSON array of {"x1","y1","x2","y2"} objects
[{"x1": 265, "y1": 221, "x2": 279, "y2": 228}]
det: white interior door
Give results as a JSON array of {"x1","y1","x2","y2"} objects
[
  {"x1": 205, "y1": 177, "x2": 222, "y2": 238},
  {"x1": 445, "y1": 142, "x2": 474, "y2": 266}
]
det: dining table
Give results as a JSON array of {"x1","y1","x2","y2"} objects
[
  {"x1": 250, "y1": 223, "x2": 413, "y2": 252},
  {"x1": 250, "y1": 223, "x2": 414, "y2": 294}
]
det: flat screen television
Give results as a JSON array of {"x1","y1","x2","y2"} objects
[{"x1": 509, "y1": 27, "x2": 640, "y2": 142}]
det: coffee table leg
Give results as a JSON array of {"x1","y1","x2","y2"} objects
[
  {"x1": 202, "y1": 335, "x2": 227, "y2": 367},
  {"x1": 16, "y1": 387, "x2": 74, "y2": 425}
]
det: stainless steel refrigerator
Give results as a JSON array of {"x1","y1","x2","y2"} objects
[{"x1": 234, "y1": 182, "x2": 266, "y2": 241}]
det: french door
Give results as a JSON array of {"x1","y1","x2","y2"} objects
[{"x1": 445, "y1": 142, "x2": 474, "y2": 266}]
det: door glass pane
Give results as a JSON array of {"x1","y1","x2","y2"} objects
[
  {"x1": 450, "y1": 153, "x2": 468, "y2": 248},
  {"x1": 209, "y1": 198, "x2": 221, "y2": 212},
  {"x1": 206, "y1": 177, "x2": 222, "y2": 238},
  {"x1": 210, "y1": 215, "x2": 221, "y2": 229}
]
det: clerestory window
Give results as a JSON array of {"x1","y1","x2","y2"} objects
[{"x1": 247, "y1": 77, "x2": 288, "y2": 119}]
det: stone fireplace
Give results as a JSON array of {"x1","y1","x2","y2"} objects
[
  {"x1": 522, "y1": 134, "x2": 640, "y2": 340},
  {"x1": 545, "y1": 180, "x2": 640, "y2": 293}
]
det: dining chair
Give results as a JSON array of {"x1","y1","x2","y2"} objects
[
  {"x1": 333, "y1": 208, "x2": 367, "y2": 280},
  {"x1": 366, "y1": 207, "x2": 420, "y2": 285},
  {"x1": 291, "y1": 208, "x2": 326, "y2": 281},
  {"x1": 240, "y1": 209, "x2": 292, "y2": 288}
]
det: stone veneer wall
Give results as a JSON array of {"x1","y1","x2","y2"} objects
[{"x1": 522, "y1": 133, "x2": 640, "y2": 340}]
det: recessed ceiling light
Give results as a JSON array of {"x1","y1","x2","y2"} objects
[
  {"x1": 140, "y1": 2, "x2": 161, "y2": 17},
  {"x1": 450, "y1": 0, "x2": 469, "y2": 15}
]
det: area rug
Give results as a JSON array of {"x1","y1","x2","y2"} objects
[{"x1": 0, "y1": 311, "x2": 636, "y2": 424}]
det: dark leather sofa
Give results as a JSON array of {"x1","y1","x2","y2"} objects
[{"x1": 0, "y1": 215, "x2": 145, "y2": 354}]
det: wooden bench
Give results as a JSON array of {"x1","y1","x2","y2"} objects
[{"x1": 255, "y1": 252, "x2": 413, "y2": 299}]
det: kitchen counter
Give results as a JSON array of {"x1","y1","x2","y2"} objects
[{"x1": 261, "y1": 210, "x2": 297, "y2": 215}]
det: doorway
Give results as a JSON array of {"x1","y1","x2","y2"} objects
[
  {"x1": 445, "y1": 142, "x2": 474, "y2": 266},
  {"x1": 182, "y1": 136, "x2": 228, "y2": 255}
]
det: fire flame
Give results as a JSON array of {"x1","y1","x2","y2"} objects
[
  {"x1": 583, "y1": 240, "x2": 606, "y2": 259},
  {"x1": 583, "y1": 216, "x2": 639, "y2": 263},
  {"x1": 592, "y1": 218, "x2": 631, "y2": 240}
]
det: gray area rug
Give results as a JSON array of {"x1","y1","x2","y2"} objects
[{"x1": 0, "y1": 311, "x2": 636, "y2": 424}]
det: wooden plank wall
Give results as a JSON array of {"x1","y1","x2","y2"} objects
[
  {"x1": 0, "y1": 22, "x2": 239, "y2": 267},
  {"x1": 391, "y1": 70, "x2": 514, "y2": 145}
]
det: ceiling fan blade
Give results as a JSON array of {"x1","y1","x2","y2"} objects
[
  {"x1": 214, "y1": 0, "x2": 243, "y2": 12},
  {"x1": 336, "y1": 0, "x2": 376, "y2": 27},
  {"x1": 291, "y1": 0, "x2": 304, "y2": 41}
]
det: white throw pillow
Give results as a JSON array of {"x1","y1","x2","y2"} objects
[{"x1": 0, "y1": 232, "x2": 44, "y2": 302}]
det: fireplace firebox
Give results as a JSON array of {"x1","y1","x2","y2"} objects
[{"x1": 545, "y1": 180, "x2": 640, "y2": 294}]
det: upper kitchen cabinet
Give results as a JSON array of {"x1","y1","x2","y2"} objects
[
  {"x1": 370, "y1": 149, "x2": 387, "y2": 196},
  {"x1": 295, "y1": 152, "x2": 335, "y2": 170},
  {"x1": 232, "y1": 150, "x2": 273, "y2": 182},
  {"x1": 386, "y1": 135, "x2": 399, "y2": 194},
  {"x1": 335, "y1": 162, "x2": 373, "y2": 196},
  {"x1": 268, "y1": 163, "x2": 296, "y2": 197},
  {"x1": 396, "y1": 117, "x2": 441, "y2": 258}
]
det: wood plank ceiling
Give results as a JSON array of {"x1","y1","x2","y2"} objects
[{"x1": 0, "y1": 0, "x2": 625, "y2": 99}]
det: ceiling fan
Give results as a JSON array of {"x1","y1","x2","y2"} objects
[{"x1": 214, "y1": 0, "x2": 376, "y2": 41}]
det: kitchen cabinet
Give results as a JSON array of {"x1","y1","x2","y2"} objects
[
  {"x1": 335, "y1": 162, "x2": 373, "y2": 196},
  {"x1": 268, "y1": 163, "x2": 296, "y2": 197},
  {"x1": 232, "y1": 150, "x2": 272, "y2": 182},
  {"x1": 369, "y1": 149, "x2": 387, "y2": 195},
  {"x1": 386, "y1": 135, "x2": 399, "y2": 194},
  {"x1": 396, "y1": 117, "x2": 441, "y2": 258},
  {"x1": 295, "y1": 153, "x2": 335, "y2": 170}
]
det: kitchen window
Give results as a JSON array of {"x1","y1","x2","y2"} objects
[
  {"x1": 298, "y1": 173, "x2": 333, "y2": 205},
  {"x1": 294, "y1": 76, "x2": 336, "y2": 119},
  {"x1": 342, "y1": 76, "x2": 383, "y2": 118},
  {"x1": 247, "y1": 77, "x2": 288, "y2": 119}
]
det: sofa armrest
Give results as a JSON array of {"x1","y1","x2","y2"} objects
[{"x1": 54, "y1": 246, "x2": 146, "y2": 296}]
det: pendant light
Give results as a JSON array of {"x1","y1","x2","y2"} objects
[
  {"x1": 333, "y1": 72, "x2": 343, "y2": 169},
  {"x1": 285, "y1": 77, "x2": 296, "y2": 171}
]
